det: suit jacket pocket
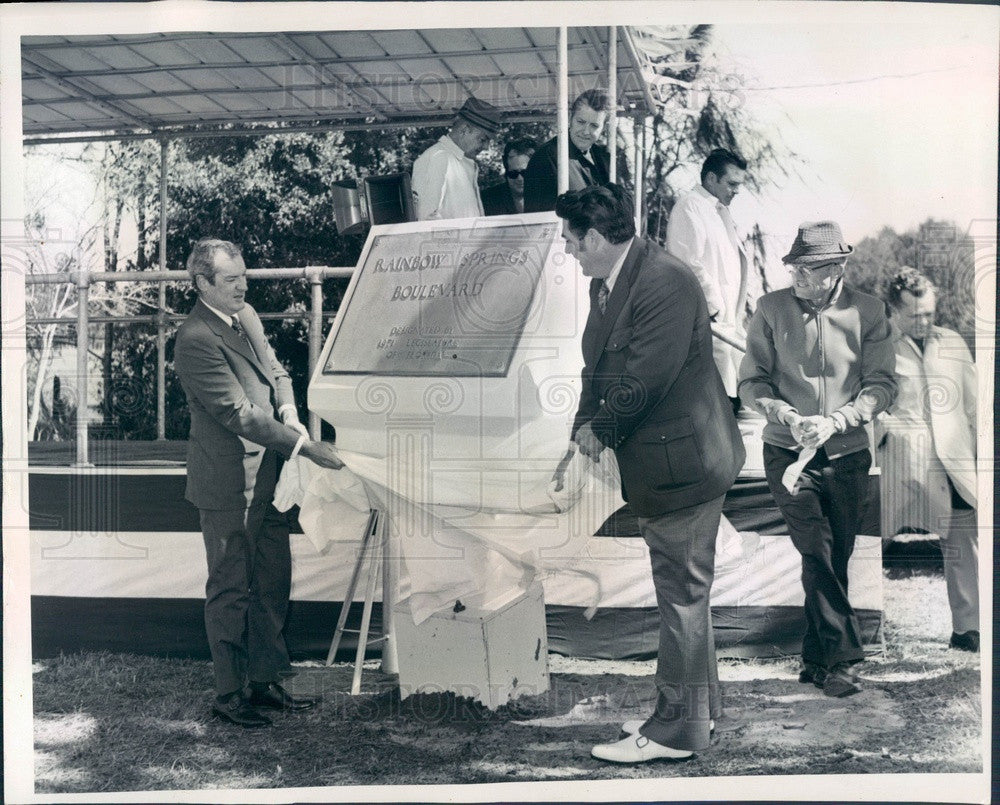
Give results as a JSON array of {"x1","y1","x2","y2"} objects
[
  {"x1": 605, "y1": 326, "x2": 632, "y2": 353},
  {"x1": 631, "y1": 416, "x2": 706, "y2": 490}
]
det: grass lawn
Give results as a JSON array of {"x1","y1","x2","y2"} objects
[{"x1": 32, "y1": 567, "x2": 982, "y2": 793}]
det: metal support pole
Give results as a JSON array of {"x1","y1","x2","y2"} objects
[
  {"x1": 633, "y1": 118, "x2": 644, "y2": 234},
  {"x1": 556, "y1": 27, "x2": 569, "y2": 195},
  {"x1": 639, "y1": 117, "x2": 648, "y2": 237},
  {"x1": 156, "y1": 138, "x2": 168, "y2": 440},
  {"x1": 607, "y1": 26, "x2": 618, "y2": 183},
  {"x1": 307, "y1": 266, "x2": 324, "y2": 439},
  {"x1": 73, "y1": 269, "x2": 93, "y2": 467},
  {"x1": 380, "y1": 517, "x2": 398, "y2": 674}
]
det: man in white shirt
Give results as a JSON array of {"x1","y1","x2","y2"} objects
[
  {"x1": 411, "y1": 97, "x2": 502, "y2": 221},
  {"x1": 877, "y1": 268, "x2": 978, "y2": 652},
  {"x1": 666, "y1": 149, "x2": 749, "y2": 413}
]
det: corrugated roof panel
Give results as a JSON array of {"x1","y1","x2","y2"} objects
[
  {"x1": 21, "y1": 104, "x2": 73, "y2": 124},
  {"x1": 168, "y1": 94, "x2": 228, "y2": 114},
  {"x1": 377, "y1": 59, "x2": 430, "y2": 80},
  {"x1": 438, "y1": 55, "x2": 501, "y2": 79},
  {"x1": 316, "y1": 32, "x2": 385, "y2": 59},
  {"x1": 30, "y1": 47, "x2": 110, "y2": 72},
  {"x1": 22, "y1": 36, "x2": 72, "y2": 46},
  {"x1": 87, "y1": 72, "x2": 186, "y2": 95},
  {"x1": 177, "y1": 69, "x2": 238, "y2": 91},
  {"x1": 489, "y1": 52, "x2": 541, "y2": 75},
  {"x1": 20, "y1": 78, "x2": 73, "y2": 101},
  {"x1": 222, "y1": 35, "x2": 295, "y2": 64},
  {"x1": 523, "y1": 27, "x2": 559, "y2": 47},
  {"x1": 255, "y1": 65, "x2": 297, "y2": 86},
  {"x1": 82, "y1": 45, "x2": 156, "y2": 71},
  {"x1": 214, "y1": 66, "x2": 282, "y2": 89},
  {"x1": 284, "y1": 33, "x2": 337, "y2": 60},
  {"x1": 420, "y1": 29, "x2": 483, "y2": 53},
  {"x1": 369, "y1": 30, "x2": 433, "y2": 57},
  {"x1": 124, "y1": 96, "x2": 190, "y2": 116},
  {"x1": 132, "y1": 41, "x2": 204, "y2": 68},
  {"x1": 48, "y1": 101, "x2": 110, "y2": 121},
  {"x1": 173, "y1": 37, "x2": 251, "y2": 65},
  {"x1": 473, "y1": 28, "x2": 535, "y2": 50},
  {"x1": 201, "y1": 92, "x2": 270, "y2": 112}
]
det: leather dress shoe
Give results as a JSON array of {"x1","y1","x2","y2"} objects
[
  {"x1": 822, "y1": 662, "x2": 861, "y2": 698},
  {"x1": 799, "y1": 662, "x2": 827, "y2": 687},
  {"x1": 621, "y1": 718, "x2": 714, "y2": 736},
  {"x1": 248, "y1": 682, "x2": 318, "y2": 711},
  {"x1": 211, "y1": 694, "x2": 272, "y2": 728},
  {"x1": 950, "y1": 631, "x2": 979, "y2": 652},
  {"x1": 592, "y1": 733, "x2": 694, "y2": 764}
]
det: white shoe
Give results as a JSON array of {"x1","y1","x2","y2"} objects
[
  {"x1": 591, "y1": 733, "x2": 694, "y2": 764},
  {"x1": 621, "y1": 718, "x2": 714, "y2": 735}
]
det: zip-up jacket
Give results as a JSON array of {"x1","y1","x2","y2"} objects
[{"x1": 737, "y1": 282, "x2": 897, "y2": 458}]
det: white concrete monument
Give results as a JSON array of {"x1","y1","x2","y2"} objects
[{"x1": 308, "y1": 214, "x2": 611, "y2": 707}]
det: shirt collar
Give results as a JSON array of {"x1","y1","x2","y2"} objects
[
  {"x1": 604, "y1": 238, "x2": 633, "y2": 294},
  {"x1": 202, "y1": 298, "x2": 237, "y2": 326},
  {"x1": 440, "y1": 133, "x2": 471, "y2": 161},
  {"x1": 693, "y1": 184, "x2": 718, "y2": 205}
]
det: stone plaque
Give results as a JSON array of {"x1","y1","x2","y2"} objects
[{"x1": 324, "y1": 221, "x2": 558, "y2": 377}]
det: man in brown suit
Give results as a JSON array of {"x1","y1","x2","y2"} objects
[{"x1": 174, "y1": 238, "x2": 343, "y2": 727}]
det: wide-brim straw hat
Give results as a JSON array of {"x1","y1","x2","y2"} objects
[
  {"x1": 782, "y1": 220, "x2": 854, "y2": 264},
  {"x1": 457, "y1": 97, "x2": 502, "y2": 134}
]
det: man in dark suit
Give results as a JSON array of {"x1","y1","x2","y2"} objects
[
  {"x1": 523, "y1": 89, "x2": 613, "y2": 213},
  {"x1": 553, "y1": 185, "x2": 745, "y2": 763},
  {"x1": 174, "y1": 238, "x2": 344, "y2": 727},
  {"x1": 480, "y1": 138, "x2": 535, "y2": 215}
]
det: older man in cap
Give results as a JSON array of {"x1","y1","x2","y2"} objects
[
  {"x1": 738, "y1": 221, "x2": 897, "y2": 698},
  {"x1": 411, "y1": 97, "x2": 502, "y2": 221}
]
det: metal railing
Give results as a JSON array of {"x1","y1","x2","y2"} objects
[
  {"x1": 27, "y1": 264, "x2": 746, "y2": 467},
  {"x1": 26, "y1": 266, "x2": 353, "y2": 466}
]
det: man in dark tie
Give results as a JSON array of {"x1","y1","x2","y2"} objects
[
  {"x1": 174, "y1": 238, "x2": 344, "y2": 727},
  {"x1": 553, "y1": 185, "x2": 745, "y2": 762},
  {"x1": 523, "y1": 89, "x2": 614, "y2": 213}
]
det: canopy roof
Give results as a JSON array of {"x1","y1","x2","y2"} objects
[{"x1": 21, "y1": 27, "x2": 672, "y2": 143}]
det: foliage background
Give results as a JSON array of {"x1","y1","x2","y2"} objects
[{"x1": 23, "y1": 26, "x2": 978, "y2": 441}]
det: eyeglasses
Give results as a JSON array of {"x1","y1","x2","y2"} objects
[
  {"x1": 787, "y1": 261, "x2": 843, "y2": 278},
  {"x1": 506, "y1": 170, "x2": 526, "y2": 179}
]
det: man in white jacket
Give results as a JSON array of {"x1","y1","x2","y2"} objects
[
  {"x1": 411, "y1": 97, "x2": 501, "y2": 221},
  {"x1": 666, "y1": 149, "x2": 749, "y2": 414},
  {"x1": 877, "y1": 268, "x2": 979, "y2": 652}
]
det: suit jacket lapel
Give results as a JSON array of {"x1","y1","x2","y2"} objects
[
  {"x1": 195, "y1": 299, "x2": 273, "y2": 384},
  {"x1": 589, "y1": 237, "x2": 647, "y2": 357}
]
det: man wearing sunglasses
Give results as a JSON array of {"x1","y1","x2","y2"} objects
[
  {"x1": 738, "y1": 220, "x2": 897, "y2": 698},
  {"x1": 481, "y1": 138, "x2": 535, "y2": 216}
]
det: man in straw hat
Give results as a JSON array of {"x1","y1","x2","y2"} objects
[
  {"x1": 738, "y1": 221, "x2": 897, "y2": 697},
  {"x1": 411, "y1": 96, "x2": 502, "y2": 221}
]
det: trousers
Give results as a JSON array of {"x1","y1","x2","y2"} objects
[
  {"x1": 636, "y1": 494, "x2": 725, "y2": 752},
  {"x1": 763, "y1": 443, "x2": 870, "y2": 667},
  {"x1": 199, "y1": 450, "x2": 292, "y2": 698}
]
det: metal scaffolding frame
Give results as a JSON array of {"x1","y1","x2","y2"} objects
[
  {"x1": 26, "y1": 265, "x2": 353, "y2": 466},
  {"x1": 23, "y1": 26, "x2": 665, "y2": 466}
]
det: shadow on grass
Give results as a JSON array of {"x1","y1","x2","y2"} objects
[{"x1": 32, "y1": 651, "x2": 982, "y2": 792}]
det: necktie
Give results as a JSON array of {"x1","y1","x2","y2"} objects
[
  {"x1": 231, "y1": 316, "x2": 257, "y2": 359},
  {"x1": 597, "y1": 281, "x2": 610, "y2": 315},
  {"x1": 717, "y1": 202, "x2": 749, "y2": 322}
]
